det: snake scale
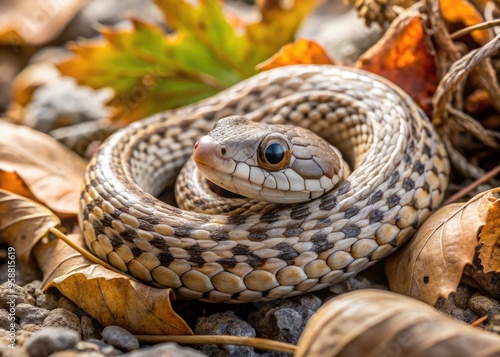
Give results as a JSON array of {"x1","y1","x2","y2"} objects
[{"x1": 79, "y1": 65, "x2": 450, "y2": 303}]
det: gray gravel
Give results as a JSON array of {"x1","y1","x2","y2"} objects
[
  {"x1": 24, "y1": 327, "x2": 80, "y2": 357},
  {"x1": 102, "y1": 326, "x2": 139, "y2": 352}
]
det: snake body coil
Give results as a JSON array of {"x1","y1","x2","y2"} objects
[{"x1": 79, "y1": 65, "x2": 449, "y2": 303}]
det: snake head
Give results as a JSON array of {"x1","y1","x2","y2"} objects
[{"x1": 193, "y1": 115, "x2": 346, "y2": 204}]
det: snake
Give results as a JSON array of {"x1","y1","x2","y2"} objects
[{"x1": 78, "y1": 65, "x2": 450, "y2": 303}]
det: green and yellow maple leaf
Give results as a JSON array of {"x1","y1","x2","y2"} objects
[{"x1": 57, "y1": 0, "x2": 318, "y2": 123}]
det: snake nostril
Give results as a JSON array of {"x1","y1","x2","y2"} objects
[
  {"x1": 194, "y1": 141, "x2": 199, "y2": 150},
  {"x1": 220, "y1": 147, "x2": 227, "y2": 157}
]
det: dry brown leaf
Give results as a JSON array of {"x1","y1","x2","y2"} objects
[
  {"x1": 0, "y1": 171, "x2": 38, "y2": 202},
  {"x1": 478, "y1": 195, "x2": 500, "y2": 273},
  {"x1": 385, "y1": 189, "x2": 499, "y2": 305},
  {"x1": 440, "y1": 0, "x2": 491, "y2": 45},
  {"x1": 0, "y1": 0, "x2": 86, "y2": 46},
  {"x1": 36, "y1": 233, "x2": 192, "y2": 335},
  {"x1": 0, "y1": 120, "x2": 87, "y2": 216},
  {"x1": 0, "y1": 189, "x2": 60, "y2": 264},
  {"x1": 356, "y1": 8, "x2": 437, "y2": 112},
  {"x1": 256, "y1": 38, "x2": 334, "y2": 70},
  {"x1": 296, "y1": 289, "x2": 500, "y2": 357}
]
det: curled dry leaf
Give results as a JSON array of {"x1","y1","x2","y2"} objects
[
  {"x1": 0, "y1": 189, "x2": 60, "y2": 264},
  {"x1": 356, "y1": 7, "x2": 437, "y2": 112},
  {"x1": 256, "y1": 38, "x2": 334, "y2": 70},
  {"x1": 0, "y1": 0, "x2": 86, "y2": 45},
  {"x1": 478, "y1": 195, "x2": 500, "y2": 273},
  {"x1": 37, "y1": 233, "x2": 191, "y2": 335},
  {"x1": 296, "y1": 289, "x2": 500, "y2": 357},
  {"x1": 0, "y1": 120, "x2": 87, "y2": 217},
  {"x1": 385, "y1": 188, "x2": 500, "y2": 305}
]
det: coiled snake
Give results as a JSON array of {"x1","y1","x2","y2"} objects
[{"x1": 79, "y1": 65, "x2": 449, "y2": 303}]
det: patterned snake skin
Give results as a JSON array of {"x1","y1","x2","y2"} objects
[{"x1": 78, "y1": 65, "x2": 450, "y2": 303}]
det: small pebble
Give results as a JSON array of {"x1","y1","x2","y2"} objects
[
  {"x1": 81, "y1": 315, "x2": 103, "y2": 340},
  {"x1": 102, "y1": 326, "x2": 139, "y2": 352},
  {"x1": 24, "y1": 327, "x2": 80, "y2": 357},
  {"x1": 0, "y1": 283, "x2": 36, "y2": 308},
  {"x1": 36, "y1": 292, "x2": 60, "y2": 310},
  {"x1": 77, "y1": 339, "x2": 122, "y2": 356},
  {"x1": 0, "y1": 309, "x2": 13, "y2": 330},
  {"x1": 195, "y1": 311, "x2": 257, "y2": 357},
  {"x1": 16, "y1": 303, "x2": 50, "y2": 327},
  {"x1": 454, "y1": 285, "x2": 472, "y2": 310},
  {"x1": 435, "y1": 297, "x2": 457, "y2": 315},
  {"x1": 43, "y1": 308, "x2": 82, "y2": 334},
  {"x1": 123, "y1": 343, "x2": 205, "y2": 356},
  {"x1": 256, "y1": 308, "x2": 303, "y2": 344},
  {"x1": 57, "y1": 296, "x2": 79, "y2": 314},
  {"x1": 468, "y1": 295, "x2": 500, "y2": 316},
  {"x1": 49, "y1": 351, "x2": 105, "y2": 357}
]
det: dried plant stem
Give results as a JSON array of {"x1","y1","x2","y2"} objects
[
  {"x1": 443, "y1": 165, "x2": 500, "y2": 205},
  {"x1": 470, "y1": 315, "x2": 488, "y2": 327},
  {"x1": 135, "y1": 335, "x2": 297, "y2": 354},
  {"x1": 450, "y1": 19, "x2": 500, "y2": 40},
  {"x1": 49, "y1": 227, "x2": 133, "y2": 278}
]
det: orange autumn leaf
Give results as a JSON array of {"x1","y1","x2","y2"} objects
[
  {"x1": 478, "y1": 196, "x2": 500, "y2": 273},
  {"x1": 0, "y1": 171, "x2": 38, "y2": 203},
  {"x1": 256, "y1": 38, "x2": 334, "y2": 70},
  {"x1": 356, "y1": 11, "x2": 437, "y2": 113},
  {"x1": 440, "y1": 0, "x2": 491, "y2": 45}
]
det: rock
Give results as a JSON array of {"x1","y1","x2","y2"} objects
[
  {"x1": 43, "y1": 308, "x2": 82, "y2": 335},
  {"x1": 36, "y1": 291, "x2": 60, "y2": 310},
  {"x1": 24, "y1": 327, "x2": 80, "y2": 357},
  {"x1": 0, "y1": 313, "x2": 17, "y2": 348},
  {"x1": 0, "y1": 309, "x2": 14, "y2": 330},
  {"x1": 49, "y1": 351, "x2": 106, "y2": 357},
  {"x1": 16, "y1": 303, "x2": 50, "y2": 327},
  {"x1": 454, "y1": 285, "x2": 473, "y2": 310},
  {"x1": 435, "y1": 297, "x2": 457, "y2": 315},
  {"x1": 450, "y1": 308, "x2": 480, "y2": 324},
  {"x1": 195, "y1": 311, "x2": 257, "y2": 357},
  {"x1": 57, "y1": 297, "x2": 79, "y2": 314},
  {"x1": 254, "y1": 294, "x2": 322, "y2": 351},
  {"x1": 102, "y1": 326, "x2": 139, "y2": 352},
  {"x1": 296, "y1": 294, "x2": 322, "y2": 312},
  {"x1": 330, "y1": 276, "x2": 374, "y2": 295},
  {"x1": 0, "y1": 283, "x2": 36, "y2": 308},
  {"x1": 15, "y1": 328, "x2": 37, "y2": 346},
  {"x1": 81, "y1": 315, "x2": 103, "y2": 340},
  {"x1": 124, "y1": 343, "x2": 206, "y2": 357},
  {"x1": 23, "y1": 281, "x2": 42, "y2": 298},
  {"x1": 257, "y1": 308, "x2": 302, "y2": 344},
  {"x1": 23, "y1": 77, "x2": 111, "y2": 133},
  {"x1": 468, "y1": 295, "x2": 500, "y2": 316},
  {"x1": 76, "y1": 339, "x2": 122, "y2": 356}
]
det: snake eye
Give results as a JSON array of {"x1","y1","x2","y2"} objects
[
  {"x1": 265, "y1": 143, "x2": 285, "y2": 164},
  {"x1": 258, "y1": 134, "x2": 291, "y2": 170}
]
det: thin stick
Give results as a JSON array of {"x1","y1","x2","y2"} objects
[
  {"x1": 135, "y1": 335, "x2": 297, "y2": 354},
  {"x1": 443, "y1": 165, "x2": 500, "y2": 205},
  {"x1": 49, "y1": 227, "x2": 132, "y2": 278},
  {"x1": 451, "y1": 19, "x2": 500, "y2": 40},
  {"x1": 470, "y1": 315, "x2": 488, "y2": 327}
]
